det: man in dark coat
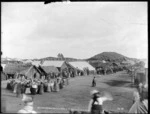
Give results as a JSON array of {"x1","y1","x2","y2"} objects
[{"x1": 92, "y1": 77, "x2": 96, "y2": 87}]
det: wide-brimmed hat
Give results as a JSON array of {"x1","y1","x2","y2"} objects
[
  {"x1": 90, "y1": 90, "x2": 100, "y2": 96},
  {"x1": 22, "y1": 94, "x2": 33, "y2": 104}
]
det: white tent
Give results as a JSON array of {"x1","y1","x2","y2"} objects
[
  {"x1": 32, "y1": 61, "x2": 41, "y2": 67},
  {"x1": 68, "y1": 61, "x2": 95, "y2": 71},
  {"x1": 41, "y1": 61, "x2": 64, "y2": 67}
]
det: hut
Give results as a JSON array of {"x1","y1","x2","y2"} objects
[
  {"x1": 40, "y1": 66, "x2": 60, "y2": 79},
  {"x1": 41, "y1": 60, "x2": 72, "y2": 73},
  {"x1": 18, "y1": 65, "x2": 45, "y2": 80},
  {"x1": 3, "y1": 63, "x2": 32, "y2": 79}
]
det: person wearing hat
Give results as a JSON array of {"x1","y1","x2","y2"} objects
[
  {"x1": 18, "y1": 94, "x2": 37, "y2": 113},
  {"x1": 88, "y1": 90, "x2": 113, "y2": 114}
]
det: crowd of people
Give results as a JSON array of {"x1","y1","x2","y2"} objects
[{"x1": 6, "y1": 74, "x2": 69, "y2": 97}]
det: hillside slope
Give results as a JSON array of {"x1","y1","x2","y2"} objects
[{"x1": 87, "y1": 52, "x2": 129, "y2": 62}]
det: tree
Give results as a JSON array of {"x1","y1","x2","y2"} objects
[{"x1": 57, "y1": 53, "x2": 64, "y2": 59}]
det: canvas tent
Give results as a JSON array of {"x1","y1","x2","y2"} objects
[
  {"x1": 68, "y1": 61, "x2": 96, "y2": 75},
  {"x1": 68, "y1": 61, "x2": 95, "y2": 71},
  {"x1": 32, "y1": 61, "x2": 41, "y2": 67}
]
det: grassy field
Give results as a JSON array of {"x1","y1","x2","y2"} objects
[{"x1": 1, "y1": 71, "x2": 136, "y2": 113}]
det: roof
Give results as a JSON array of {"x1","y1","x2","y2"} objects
[
  {"x1": 32, "y1": 61, "x2": 41, "y2": 67},
  {"x1": 41, "y1": 61, "x2": 64, "y2": 67},
  {"x1": 19, "y1": 65, "x2": 44, "y2": 77},
  {"x1": 122, "y1": 60, "x2": 135, "y2": 65},
  {"x1": 3, "y1": 63, "x2": 32, "y2": 74},
  {"x1": 68, "y1": 61, "x2": 95, "y2": 71},
  {"x1": 41, "y1": 66, "x2": 59, "y2": 74},
  {"x1": 22, "y1": 59, "x2": 33, "y2": 63}
]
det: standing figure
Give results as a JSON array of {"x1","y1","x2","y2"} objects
[
  {"x1": 53, "y1": 80, "x2": 57, "y2": 92},
  {"x1": 18, "y1": 94, "x2": 37, "y2": 113},
  {"x1": 88, "y1": 90, "x2": 113, "y2": 114},
  {"x1": 31, "y1": 82, "x2": 37, "y2": 95},
  {"x1": 92, "y1": 77, "x2": 96, "y2": 87},
  {"x1": 56, "y1": 78, "x2": 60, "y2": 92},
  {"x1": 47, "y1": 81, "x2": 51, "y2": 92},
  {"x1": 39, "y1": 82, "x2": 44, "y2": 94},
  {"x1": 50, "y1": 80, "x2": 54, "y2": 92},
  {"x1": 16, "y1": 82, "x2": 22, "y2": 97}
]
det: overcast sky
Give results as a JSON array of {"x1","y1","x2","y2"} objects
[{"x1": 1, "y1": 2, "x2": 148, "y2": 59}]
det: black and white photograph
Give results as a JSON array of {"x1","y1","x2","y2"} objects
[{"x1": 1, "y1": 1, "x2": 148, "y2": 114}]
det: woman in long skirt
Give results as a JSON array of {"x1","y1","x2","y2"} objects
[
  {"x1": 53, "y1": 80, "x2": 57, "y2": 92},
  {"x1": 13, "y1": 82, "x2": 18, "y2": 93},
  {"x1": 44, "y1": 82, "x2": 48, "y2": 92},
  {"x1": 21, "y1": 82, "x2": 26, "y2": 94},
  {"x1": 50, "y1": 80, "x2": 54, "y2": 92},
  {"x1": 47, "y1": 81, "x2": 51, "y2": 92},
  {"x1": 31, "y1": 82, "x2": 37, "y2": 95},
  {"x1": 56, "y1": 80, "x2": 60, "y2": 92},
  {"x1": 16, "y1": 82, "x2": 22, "y2": 97},
  {"x1": 39, "y1": 82, "x2": 44, "y2": 94}
]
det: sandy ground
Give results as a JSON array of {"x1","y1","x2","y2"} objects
[{"x1": 1, "y1": 71, "x2": 136, "y2": 113}]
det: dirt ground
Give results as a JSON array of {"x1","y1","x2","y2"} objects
[{"x1": 1, "y1": 71, "x2": 137, "y2": 113}]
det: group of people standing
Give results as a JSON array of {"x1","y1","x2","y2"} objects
[{"x1": 6, "y1": 75, "x2": 69, "y2": 97}]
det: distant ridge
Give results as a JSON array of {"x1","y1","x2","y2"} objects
[
  {"x1": 87, "y1": 52, "x2": 129, "y2": 62},
  {"x1": 2, "y1": 52, "x2": 140, "y2": 63}
]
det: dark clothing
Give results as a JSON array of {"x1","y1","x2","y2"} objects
[
  {"x1": 91, "y1": 95, "x2": 103, "y2": 114},
  {"x1": 92, "y1": 78, "x2": 96, "y2": 87},
  {"x1": 59, "y1": 81, "x2": 63, "y2": 89},
  {"x1": 44, "y1": 83, "x2": 48, "y2": 92},
  {"x1": 30, "y1": 87, "x2": 36, "y2": 95},
  {"x1": 16, "y1": 83, "x2": 22, "y2": 97},
  {"x1": 21, "y1": 84, "x2": 26, "y2": 94},
  {"x1": 39, "y1": 83, "x2": 44, "y2": 94},
  {"x1": 91, "y1": 104, "x2": 103, "y2": 114}
]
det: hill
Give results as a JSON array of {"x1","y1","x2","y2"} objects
[{"x1": 87, "y1": 52, "x2": 129, "y2": 62}]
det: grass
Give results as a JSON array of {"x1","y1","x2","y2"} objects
[{"x1": 1, "y1": 71, "x2": 136, "y2": 113}]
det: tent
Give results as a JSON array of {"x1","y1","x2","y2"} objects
[
  {"x1": 32, "y1": 61, "x2": 41, "y2": 67},
  {"x1": 68, "y1": 61, "x2": 95, "y2": 71}
]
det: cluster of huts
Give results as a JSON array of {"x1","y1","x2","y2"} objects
[
  {"x1": 1, "y1": 60, "x2": 96, "y2": 81},
  {"x1": 1, "y1": 59, "x2": 148, "y2": 88}
]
